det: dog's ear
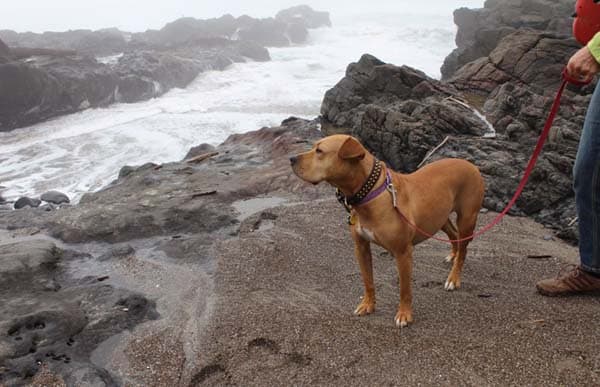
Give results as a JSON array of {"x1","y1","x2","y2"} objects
[{"x1": 338, "y1": 137, "x2": 366, "y2": 160}]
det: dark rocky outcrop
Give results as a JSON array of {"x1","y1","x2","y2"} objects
[
  {"x1": 0, "y1": 240, "x2": 158, "y2": 386},
  {"x1": 449, "y1": 30, "x2": 589, "y2": 94},
  {"x1": 0, "y1": 28, "x2": 128, "y2": 56},
  {"x1": 321, "y1": 53, "x2": 584, "y2": 242},
  {"x1": 0, "y1": 37, "x2": 10, "y2": 63},
  {"x1": 14, "y1": 197, "x2": 41, "y2": 210},
  {"x1": 0, "y1": 38, "x2": 269, "y2": 131},
  {"x1": 40, "y1": 191, "x2": 70, "y2": 205},
  {"x1": 0, "y1": 118, "x2": 323, "y2": 244},
  {"x1": 0, "y1": 6, "x2": 328, "y2": 131},
  {"x1": 442, "y1": 0, "x2": 574, "y2": 80},
  {"x1": 0, "y1": 117, "x2": 324, "y2": 385},
  {"x1": 1, "y1": 5, "x2": 330, "y2": 55}
]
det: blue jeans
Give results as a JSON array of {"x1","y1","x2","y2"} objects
[{"x1": 574, "y1": 81, "x2": 600, "y2": 274}]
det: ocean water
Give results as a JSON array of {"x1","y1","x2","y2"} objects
[{"x1": 0, "y1": 4, "x2": 484, "y2": 203}]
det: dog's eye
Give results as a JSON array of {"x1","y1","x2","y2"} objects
[{"x1": 315, "y1": 148, "x2": 323, "y2": 154}]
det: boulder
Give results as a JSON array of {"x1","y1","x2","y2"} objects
[
  {"x1": 14, "y1": 197, "x2": 42, "y2": 209},
  {"x1": 0, "y1": 57, "x2": 119, "y2": 131},
  {"x1": 442, "y1": 0, "x2": 574, "y2": 79},
  {"x1": 449, "y1": 30, "x2": 585, "y2": 94},
  {"x1": 321, "y1": 54, "x2": 459, "y2": 131},
  {"x1": 40, "y1": 191, "x2": 70, "y2": 205}
]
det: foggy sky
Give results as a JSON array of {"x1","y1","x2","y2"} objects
[{"x1": 1, "y1": 0, "x2": 485, "y2": 33}]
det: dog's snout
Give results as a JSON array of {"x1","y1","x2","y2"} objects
[{"x1": 290, "y1": 156, "x2": 298, "y2": 165}]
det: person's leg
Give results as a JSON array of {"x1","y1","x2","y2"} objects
[
  {"x1": 537, "y1": 82, "x2": 600, "y2": 296},
  {"x1": 574, "y1": 80, "x2": 600, "y2": 275}
]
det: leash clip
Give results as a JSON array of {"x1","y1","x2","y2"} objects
[{"x1": 387, "y1": 183, "x2": 398, "y2": 208}]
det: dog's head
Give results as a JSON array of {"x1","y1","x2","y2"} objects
[{"x1": 290, "y1": 134, "x2": 368, "y2": 186}]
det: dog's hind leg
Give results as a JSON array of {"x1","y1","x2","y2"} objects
[
  {"x1": 444, "y1": 212, "x2": 477, "y2": 291},
  {"x1": 351, "y1": 230, "x2": 376, "y2": 316},
  {"x1": 441, "y1": 219, "x2": 459, "y2": 263}
]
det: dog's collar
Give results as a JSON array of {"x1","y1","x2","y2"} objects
[{"x1": 336, "y1": 159, "x2": 388, "y2": 211}]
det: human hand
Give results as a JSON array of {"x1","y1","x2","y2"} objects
[{"x1": 566, "y1": 46, "x2": 600, "y2": 82}]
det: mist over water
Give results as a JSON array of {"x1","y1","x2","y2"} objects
[
  {"x1": 0, "y1": 2, "x2": 485, "y2": 202},
  {"x1": 3, "y1": 1, "x2": 484, "y2": 32}
]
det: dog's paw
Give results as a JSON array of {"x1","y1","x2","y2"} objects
[
  {"x1": 444, "y1": 253, "x2": 455, "y2": 263},
  {"x1": 444, "y1": 278, "x2": 461, "y2": 291},
  {"x1": 394, "y1": 309, "x2": 413, "y2": 328},
  {"x1": 354, "y1": 298, "x2": 375, "y2": 316}
]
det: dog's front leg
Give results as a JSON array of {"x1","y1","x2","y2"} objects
[
  {"x1": 351, "y1": 229, "x2": 375, "y2": 316},
  {"x1": 394, "y1": 245, "x2": 414, "y2": 327}
]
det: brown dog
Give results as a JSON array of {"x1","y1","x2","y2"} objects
[{"x1": 290, "y1": 134, "x2": 485, "y2": 327}]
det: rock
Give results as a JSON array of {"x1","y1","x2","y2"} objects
[
  {"x1": 0, "y1": 117, "x2": 323, "y2": 244},
  {"x1": 449, "y1": 30, "x2": 585, "y2": 94},
  {"x1": 0, "y1": 240, "x2": 61, "y2": 275},
  {"x1": 0, "y1": 238, "x2": 158, "y2": 386},
  {"x1": 40, "y1": 191, "x2": 70, "y2": 205},
  {"x1": 0, "y1": 38, "x2": 269, "y2": 131},
  {"x1": 0, "y1": 37, "x2": 10, "y2": 63},
  {"x1": 0, "y1": 192, "x2": 5, "y2": 204},
  {"x1": 0, "y1": 57, "x2": 120, "y2": 131},
  {"x1": 141, "y1": 15, "x2": 238, "y2": 46},
  {"x1": 238, "y1": 18, "x2": 291, "y2": 47},
  {"x1": 442, "y1": 0, "x2": 573, "y2": 79},
  {"x1": 97, "y1": 244, "x2": 135, "y2": 261},
  {"x1": 184, "y1": 143, "x2": 216, "y2": 160},
  {"x1": 14, "y1": 197, "x2": 42, "y2": 209},
  {"x1": 0, "y1": 28, "x2": 128, "y2": 56},
  {"x1": 276, "y1": 5, "x2": 332, "y2": 28},
  {"x1": 321, "y1": 54, "x2": 472, "y2": 138},
  {"x1": 0, "y1": 7, "x2": 334, "y2": 131}
]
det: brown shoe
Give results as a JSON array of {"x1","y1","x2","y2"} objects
[{"x1": 536, "y1": 265, "x2": 600, "y2": 296}]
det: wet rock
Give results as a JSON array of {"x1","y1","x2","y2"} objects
[
  {"x1": 0, "y1": 57, "x2": 119, "y2": 131},
  {"x1": 97, "y1": 244, "x2": 135, "y2": 262},
  {"x1": 441, "y1": 0, "x2": 573, "y2": 79},
  {"x1": 14, "y1": 197, "x2": 42, "y2": 210},
  {"x1": 0, "y1": 240, "x2": 61, "y2": 276},
  {"x1": 238, "y1": 18, "x2": 291, "y2": 47},
  {"x1": 138, "y1": 15, "x2": 239, "y2": 46},
  {"x1": 449, "y1": 30, "x2": 585, "y2": 94},
  {"x1": 117, "y1": 162, "x2": 159, "y2": 180},
  {"x1": 0, "y1": 238, "x2": 157, "y2": 386},
  {"x1": 0, "y1": 28, "x2": 128, "y2": 56},
  {"x1": 0, "y1": 37, "x2": 10, "y2": 63},
  {"x1": 41, "y1": 191, "x2": 70, "y2": 205},
  {"x1": 184, "y1": 143, "x2": 217, "y2": 160}
]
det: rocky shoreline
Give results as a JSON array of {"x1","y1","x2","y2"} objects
[
  {"x1": 0, "y1": 5, "x2": 331, "y2": 131},
  {"x1": 2, "y1": 1, "x2": 600, "y2": 385}
]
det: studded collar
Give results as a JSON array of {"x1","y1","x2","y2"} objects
[{"x1": 336, "y1": 159, "x2": 383, "y2": 210}]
